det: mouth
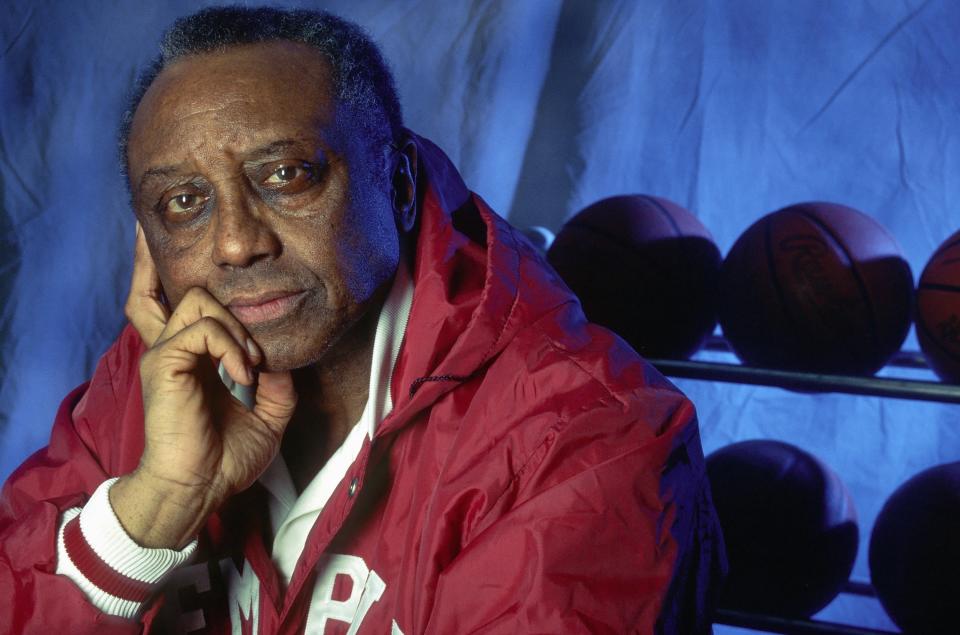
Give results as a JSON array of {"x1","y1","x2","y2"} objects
[{"x1": 226, "y1": 290, "x2": 309, "y2": 326}]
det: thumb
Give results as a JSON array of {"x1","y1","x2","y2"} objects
[
  {"x1": 253, "y1": 371, "x2": 298, "y2": 433},
  {"x1": 126, "y1": 222, "x2": 169, "y2": 345}
]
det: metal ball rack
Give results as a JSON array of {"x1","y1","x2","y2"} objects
[{"x1": 646, "y1": 336, "x2": 959, "y2": 634}]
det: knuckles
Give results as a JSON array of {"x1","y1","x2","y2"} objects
[
  {"x1": 195, "y1": 315, "x2": 220, "y2": 331},
  {"x1": 139, "y1": 315, "x2": 237, "y2": 368}
]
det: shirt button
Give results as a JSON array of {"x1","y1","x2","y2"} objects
[{"x1": 348, "y1": 477, "x2": 359, "y2": 498}]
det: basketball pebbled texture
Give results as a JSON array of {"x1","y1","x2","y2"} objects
[{"x1": 718, "y1": 202, "x2": 913, "y2": 375}]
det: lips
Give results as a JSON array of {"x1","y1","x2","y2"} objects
[{"x1": 226, "y1": 290, "x2": 308, "y2": 325}]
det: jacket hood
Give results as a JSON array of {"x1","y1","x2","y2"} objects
[{"x1": 383, "y1": 133, "x2": 576, "y2": 431}]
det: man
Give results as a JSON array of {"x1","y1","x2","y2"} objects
[{"x1": 0, "y1": 6, "x2": 723, "y2": 634}]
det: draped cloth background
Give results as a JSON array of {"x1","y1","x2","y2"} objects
[{"x1": 1, "y1": 1, "x2": 957, "y2": 631}]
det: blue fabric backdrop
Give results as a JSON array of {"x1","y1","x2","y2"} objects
[{"x1": 1, "y1": 1, "x2": 957, "y2": 631}]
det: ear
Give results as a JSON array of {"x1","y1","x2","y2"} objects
[{"x1": 391, "y1": 136, "x2": 418, "y2": 234}]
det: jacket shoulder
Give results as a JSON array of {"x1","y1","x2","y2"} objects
[{"x1": 14, "y1": 324, "x2": 146, "y2": 491}]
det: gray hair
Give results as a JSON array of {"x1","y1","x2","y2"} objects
[{"x1": 118, "y1": 5, "x2": 403, "y2": 178}]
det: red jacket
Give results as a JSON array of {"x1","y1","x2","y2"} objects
[{"x1": 0, "y1": 134, "x2": 724, "y2": 634}]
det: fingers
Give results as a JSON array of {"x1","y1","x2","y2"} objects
[
  {"x1": 144, "y1": 316, "x2": 254, "y2": 388},
  {"x1": 125, "y1": 222, "x2": 170, "y2": 346},
  {"x1": 252, "y1": 371, "x2": 298, "y2": 433},
  {"x1": 157, "y1": 287, "x2": 261, "y2": 369},
  {"x1": 218, "y1": 360, "x2": 256, "y2": 409},
  {"x1": 128, "y1": 224, "x2": 261, "y2": 382}
]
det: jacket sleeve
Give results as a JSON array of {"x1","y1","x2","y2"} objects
[
  {"x1": 423, "y1": 393, "x2": 725, "y2": 635},
  {"x1": 0, "y1": 329, "x2": 154, "y2": 634}
]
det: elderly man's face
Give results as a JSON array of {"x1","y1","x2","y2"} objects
[{"x1": 126, "y1": 41, "x2": 401, "y2": 371}]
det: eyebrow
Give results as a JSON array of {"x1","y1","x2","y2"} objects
[
  {"x1": 136, "y1": 138, "x2": 307, "y2": 198},
  {"x1": 243, "y1": 138, "x2": 302, "y2": 162},
  {"x1": 137, "y1": 165, "x2": 184, "y2": 199}
]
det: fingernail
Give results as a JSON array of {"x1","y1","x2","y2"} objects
[{"x1": 246, "y1": 338, "x2": 261, "y2": 360}]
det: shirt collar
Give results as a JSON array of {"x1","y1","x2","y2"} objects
[
  {"x1": 258, "y1": 257, "x2": 414, "y2": 506},
  {"x1": 359, "y1": 254, "x2": 414, "y2": 440}
]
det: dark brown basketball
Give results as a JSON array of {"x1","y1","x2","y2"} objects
[
  {"x1": 869, "y1": 461, "x2": 960, "y2": 634},
  {"x1": 546, "y1": 195, "x2": 720, "y2": 359},
  {"x1": 718, "y1": 202, "x2": 913, "y2": 375},
  {"x1": 916, "y1": 229, "x2": 960, "y2": 382},
  {"x1": 707, "y1": 440, "x2": 859, "y2": 618}
]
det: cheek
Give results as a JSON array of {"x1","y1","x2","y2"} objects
[
  {"x1": 150, "y1": 244, "x2": 207, "y2": 306},
  {"x1": 285, "y1": 225, "x2": 395, "y2": 317},
  {"x1": 337, "y1": 176, "x2": 399, "y2": 293},
  {"x1": 335, "y1": 211, "x2": 399, "y2": 301},
  {"x1": 156, "y1": 269, "x2": 193, "y2": 307},
  {"x1": 285, "y1": 224, "x2": 361, "y2": 306}
]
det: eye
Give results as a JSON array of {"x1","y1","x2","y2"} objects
[
  {"x1": 266, "y1": 165, "x2": 304, "y2": 183},
  {"x1": 160, "y1": 189, "x2": 208, "y2": 220},
  {"x1": 260, "y1": 161, "x2": 317, "y2": 193}
]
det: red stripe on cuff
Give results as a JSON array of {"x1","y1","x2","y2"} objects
[{"x1": 63, "y1": 515, "x2": 155, "y2": 603}]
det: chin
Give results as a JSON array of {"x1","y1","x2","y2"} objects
[
  {"x1": 250, "y1": 292, "x2": 381, "y2": 373},
  {"x1": 257, "y1": 338, "x2": 325, "y2": 373},
  {"x1": 253, "y1": 318, "x2": 348, "y2": 372},
  {"x1": 245, "y1": 300, "x2": 340, "y2": 372}
]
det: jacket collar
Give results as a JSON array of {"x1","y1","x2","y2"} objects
[{"x1": 379, "y1": 133, "x2": 572, "y2": 436}]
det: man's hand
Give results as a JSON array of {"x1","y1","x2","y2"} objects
[{"x1": 110, "y1": 223, "x2": 297, "y2": 549}]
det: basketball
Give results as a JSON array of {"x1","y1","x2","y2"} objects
[
  {"x1": 916, "y1": 229, "x2": 960, "y2": 382},
  {"x1": 706, "y1": 440, "x2": 858, "y2": 618},
  {"x1": 546, "y1": 194, "x2": 721, "y2": 359},
  {"x1": 718, "y1": 202, "x2": 913, "y2": 375},
  {"x1": 869, "y1": 462, "x2": 960, "y2": 633}
]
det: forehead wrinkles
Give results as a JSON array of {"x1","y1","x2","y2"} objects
[{"x1": 129, "y1": 43, "x2": 336, "y2": 171}]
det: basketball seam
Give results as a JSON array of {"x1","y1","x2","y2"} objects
[
  {"x1": 793, "y1": 208, "x2": 883, "y2": 352},
  {"x1": 915, "y1": 309, "x2": 960, "y2": 366},
  {"x1": 918, "y1": 282, "x2": 960, "y2": 293},
  {"x1": 639, "y1": 195, "x2": 682, "y2": 237},
  {"x1": 763, "y1": 216, "x2": 805, "y2": 342}
]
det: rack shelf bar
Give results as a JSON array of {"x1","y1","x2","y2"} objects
[
  {"x1": 714, "y1": 609, "x2": 900, "y2": 635},
  {"x1": 648, "y1": 359, "x2": 960, "y2": 404},
  {"x1": 701, "y1": 337, "x2": 932, "y2": 371}
]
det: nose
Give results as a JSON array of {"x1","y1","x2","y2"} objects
[{"x1": 211, "y1": 189, "x2": 281, "y2": 269}]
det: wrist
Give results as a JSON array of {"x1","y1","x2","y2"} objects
[
  {"x1": 56, "y1": 479, "x2": 198, "y2": 619},
  {"x1": 110, "y1": 471, "x2": 220, "y2": 549}
]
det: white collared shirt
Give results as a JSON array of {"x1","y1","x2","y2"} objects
[{"x1": 260, "y1": 258, "x2": 414, "y2": 584}]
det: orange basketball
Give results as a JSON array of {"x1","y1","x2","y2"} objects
[{"x1": 916, "y1": 229, "x2": 960, "y2": 382}]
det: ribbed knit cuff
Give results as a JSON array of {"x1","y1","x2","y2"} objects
[{"x1": 55, "y1": 478, "x2": 198, "y2": 618}]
